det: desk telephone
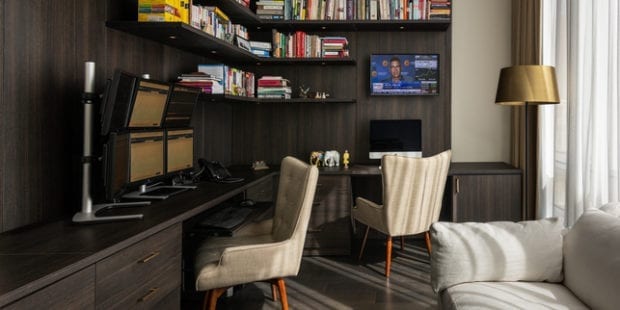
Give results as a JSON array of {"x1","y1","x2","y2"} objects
[{"x1": 198, "y1": 159, "x2": 244, "y2": 183}]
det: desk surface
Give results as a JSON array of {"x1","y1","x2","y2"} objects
[{"x1": 0, "y1": 168, "x2": 275, "y2": 307}]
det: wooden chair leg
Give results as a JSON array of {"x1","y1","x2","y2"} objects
[
  {"x1": 358, "y1": 225, "x2": 370, "y2": 261},
  {"x1": 203, "y1": 287, "x2": 228, "y2": 310},
  {"x1": 276, "y1": 278, "x2": 289, "y2": 310},
  {"x1": 385, "y1": 235, "x2": 393, "y2": 277},
  {"x1": 271, "y1": 283, "x2": 278, "y2": 301},
  {"x1": 424, "y1": 231, "x2": 432, "y2": 256},
  {"x1": 400, "y1": 236, "x2": 405, "y2": 251}
]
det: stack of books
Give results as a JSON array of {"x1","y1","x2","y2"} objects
[
  {"x1": 321, "y1": 36, "x2": 349, "y2": 58},
  {"x1": 190, "y1": 5, "x2": 239, "y2": 44},
  {"x1": 138, "y1": 0, "x2": 189, "y2": 23},
  {"x1": 177, "y1": 72, "x2": 224, "y2": 94},
  {"x1": 428, "y1": 0, "x2": 451, "y2": 19},
  {"x1": 255, "y1": 0, "x2": 285, "y2": 20},
  {"x1": 257, "y1": 76, "x2": 292, "y2": 99},
  {"x1": 249, "y1": 41, "x2": 272, "y2": 57}
]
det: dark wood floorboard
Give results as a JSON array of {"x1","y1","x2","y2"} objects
[{"x1": 183, "y1": 238, "x2": 437, "y2": 309}]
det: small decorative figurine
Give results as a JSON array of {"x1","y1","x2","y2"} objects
[
  {"x1": 299, "y1": 85, "x2": 310, "y2": 98},
  {"x1": 324, "y1": 150, "x2": 340, "y2": 167},
  {"x1": 343, "y1": 150, "x2": 350, "y2": 168},
  {"x1": 310, "y1": 151, "x2": 324, "y2": 166}
]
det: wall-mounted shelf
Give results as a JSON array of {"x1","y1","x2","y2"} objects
[
  {"x1": 255, "y1": 19, "x2": 451, "y2": 32},
  {"x1": 199, "y1": 94, "x2": 356, "y2": 104},
  {"x1": 256, "y1": 57, "x2": 355, "y2": 65}
]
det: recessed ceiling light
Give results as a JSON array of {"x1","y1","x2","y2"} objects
[{"x1": 169, "y1": 35, "x2": 177, "y2": 39}]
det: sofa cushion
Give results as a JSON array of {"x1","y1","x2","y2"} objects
[
  {"x1": 564, "y1": 208, "x2": 620, "y2": 310},
  {"x1": 440, "y1": 282, "x2": 588, "y2": 310},
  {"x1": 431, "y1": 218, "x2": 564, "y2": 292}
]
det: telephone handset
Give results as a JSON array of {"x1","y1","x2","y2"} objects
[{"x1": 198, "y1": 159, "x2": 244, "y2": 183}]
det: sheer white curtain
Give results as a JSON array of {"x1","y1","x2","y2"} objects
[{"x1": 539, "y1": 0, "x2": 619, "y2": 226}]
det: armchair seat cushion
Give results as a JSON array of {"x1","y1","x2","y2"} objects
[{"x1": 440, "y1": 282, "x2": 588, "y2": 310}]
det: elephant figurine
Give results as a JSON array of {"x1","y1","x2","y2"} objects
[{"x1": 324, "y1": 150, "x2": 340, "y2": 167}]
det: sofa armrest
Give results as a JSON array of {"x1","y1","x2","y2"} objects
[{"x1": 430, "y1": 218, "x2": 564, "y2": 293}]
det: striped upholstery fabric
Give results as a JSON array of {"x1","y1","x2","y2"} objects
[{"x1": 353, "y1": 150, "x2": 451, "y2": 236}]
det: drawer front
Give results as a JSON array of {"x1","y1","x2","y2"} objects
[
  {"x1": 96, "y1": 224, "x2": 182, "y2": 309},
  {"x1": 4, "y1": 265, "x2": 95, "y2": 310}
]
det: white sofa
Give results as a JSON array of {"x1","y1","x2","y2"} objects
[{"x1": 430, "y1": 203, "x2": 620, "y2": 310}]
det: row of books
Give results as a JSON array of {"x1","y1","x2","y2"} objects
[
  {"x1": 272, "y1": 31, "x2": 349, "y2": 58},
  {"x1": 255, "y1": 0, "x2": 451, "y2": 21},
  {"x1": 179, "y1": 64, "x2": 256, "y2": 97},
  {"x1": 189, "y1": 5, "x2": 249, "y2": 44}
]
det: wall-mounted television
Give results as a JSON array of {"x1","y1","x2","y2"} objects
[
  {"x1": 369, "y1": 119, "x2": 422, "y2": 159},
  {"x1": 370, "y1": 54, "x2": 439, "y2": 96}
]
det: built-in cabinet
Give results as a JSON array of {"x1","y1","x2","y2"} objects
[
  {"x1": 304, "y1": 175, "x2": 352, "y2": 255},
  {"x1": 449, "y1": 163, "x2": 522, "y2": 222}
]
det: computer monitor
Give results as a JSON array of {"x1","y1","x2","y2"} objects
[
  {"x1": 128, "y1": 79, "x2": 170, "y2": 128},
  {"x1": 166, "y1": 128, "x2": 194, "y2": 175},
  {"x1": 100, "y1": 69, "x2": 170, "y2": 135},
  {"x1": 369, "y1": 119, "x2": 422, "y2": 159},
  {"x1": 163, "y1": 85, "x2": 201, "y2": 127},
  {"x1": 104, "y1": 130, "x2": 165, "y2": 200}
]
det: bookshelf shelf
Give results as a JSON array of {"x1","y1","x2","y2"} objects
[
  {"x1": 256, "y1": 57, "x2": 356, "y2": 65},
  {"x1": 256, "y1": 19, "x2": 451, "y2": 31},
  {"x1": 199, "y1": 94, "x2": 356, "y2": 104}
]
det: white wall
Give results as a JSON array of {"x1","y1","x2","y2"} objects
[{"x1": 452, "y1": 0, "x2": 512, "y2": 162}]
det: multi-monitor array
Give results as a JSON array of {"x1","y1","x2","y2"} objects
[{"x1": 100, "y1": 69, "x2": 201, "y2": 201}]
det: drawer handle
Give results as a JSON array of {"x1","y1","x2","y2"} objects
[
  {"x1": 138, "y1": 287, "x2": 159, "y2": 302},
  {"x1": 139, "y1": 251, "x2": 160, "y2": 263}
]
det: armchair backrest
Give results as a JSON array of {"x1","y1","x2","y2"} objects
[
  {"x1": 382, "y1": 150, "x2": 451, "y2": 236},
  {"x1": 271, "y1": 156, "x2": 319, "y2": 249}
]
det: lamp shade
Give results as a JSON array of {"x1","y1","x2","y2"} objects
[{"x1": 495, "y1": 65, "x2": 560, "y2": 105}]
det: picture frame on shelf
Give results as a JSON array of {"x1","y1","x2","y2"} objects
[{"x1": 235, "y1": 36, "x2": 251, "y2": 52}]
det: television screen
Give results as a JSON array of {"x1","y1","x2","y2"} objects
[
  {"x1": 369, "y1": 119, "x2": 422, "y2": 159},
  {"x1": 166, "y1": 128, "x2": 194, "y2": 174},
  {"x1": 370, "y1": 54, "x2": 439, "y2": 96}
]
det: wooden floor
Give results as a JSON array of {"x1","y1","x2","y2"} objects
[{"x1": 184, "y1": 238, "x2": 437, "y2": 309}]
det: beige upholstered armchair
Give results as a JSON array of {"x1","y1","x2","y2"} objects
[
  {"x1": 194, "y1": 156, "x2": 319, "y2": 310},
  {"x1": 352, "y1": 150, "x2": 451, "y2": 277}
]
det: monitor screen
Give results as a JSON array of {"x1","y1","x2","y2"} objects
[
  {"x1": 370, "y1": 54, "x2": 439, "y2": 96},
  {"x1": 369, "y1": 119, "x2": 422, "y2": 159},
  {"x1": 166, "y1": 128, "x2": 194, "y2": 174},
  {"x1": 100, "y1": 70, "x2": 138, "y2": 135},
  {"x1": 104, "y1": 130, "x2": 165, "y2": 200},
  {"x1": 163, "y1": 85, "x2": 200, "y2": 127},
  {"x1": 128, "y1": 79, "x2": 170, "y2": 128}
]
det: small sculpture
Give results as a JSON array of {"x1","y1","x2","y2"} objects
[
  {"x1": 343, "y1": 150, "x2": 350, "y2": 168},
  {"x1": 324, "y1": 150, "x2": 340, "y2": 167},
  {"x1": 310, "y1": 151, "x2": 324, "y2": 166},
  {"x1": 299, "y1": 85, "x2": 310, "y2": 98}
]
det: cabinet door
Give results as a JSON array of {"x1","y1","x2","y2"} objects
[
  {"x1": 452, "y1": 174, "x2": 521, "y2": 222},
  {"x1": 304, "y1": 175, "x2": 352, "y2": 256}
]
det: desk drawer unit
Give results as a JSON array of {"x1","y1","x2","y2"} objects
[
  {"x1": 304, "y1": 175, "x2": 352, "y2": 256},
  {"x1": 3, "y1": 266, "x2": 95, "y2": 309},
  {"x1": 95, "y1": 223, "x2": 182, "y2": 309}
]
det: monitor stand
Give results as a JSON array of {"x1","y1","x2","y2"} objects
[
  {"x1": 122, "y1": 183, "x2": 197, "y2": 200},
  {"x1": 73, "y1": 62, "x2": 147, "y2": 223},
  {"x1": 73, "y1": 200, "x2": 150, "y2": 223}
]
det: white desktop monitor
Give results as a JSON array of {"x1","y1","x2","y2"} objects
[{"x1": 369, "y1": 119, "x2": 422, "y2": 159}]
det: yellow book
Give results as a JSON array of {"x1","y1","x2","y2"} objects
[{"x1": 138, "y1": 12, "x2": 179, "y2": 22}]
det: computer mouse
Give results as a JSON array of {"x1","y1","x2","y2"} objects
[{"x1": 240, "y1": 199, "x2": 256, "y2": 207}]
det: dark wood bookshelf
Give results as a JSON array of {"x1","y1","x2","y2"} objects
[
  {"x1": 255, "y1": 57, "x2": 355, "y2": 65},
  {"x1": 106, "y1": 21, "x2": 258, "y2": 62},
  {"x1": 255, "y1": 19, "x2": 451, "y2": 31},
  {"x1": 199, "y1": 94, "x2": 356, "y2": 104}
]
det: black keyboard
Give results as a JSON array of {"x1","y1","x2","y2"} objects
[{"x1": 199, "y1": 207, "x2": 254, "y2": 230}]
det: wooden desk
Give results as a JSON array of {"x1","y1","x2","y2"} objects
[{"x1": 0, "y1": 168, "x2": 275, "y2": 309}]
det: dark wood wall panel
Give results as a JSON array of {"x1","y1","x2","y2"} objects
[{"x1": 0, "y1": 0, "x2": 207, "y2": 231}]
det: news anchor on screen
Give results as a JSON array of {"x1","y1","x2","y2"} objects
[
  {"x1": 381, "y1": 56, "x2": 415, "y2": 83},
  {"x1": 370, "y1": 54, "x2": 439, "y2": 96}
]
